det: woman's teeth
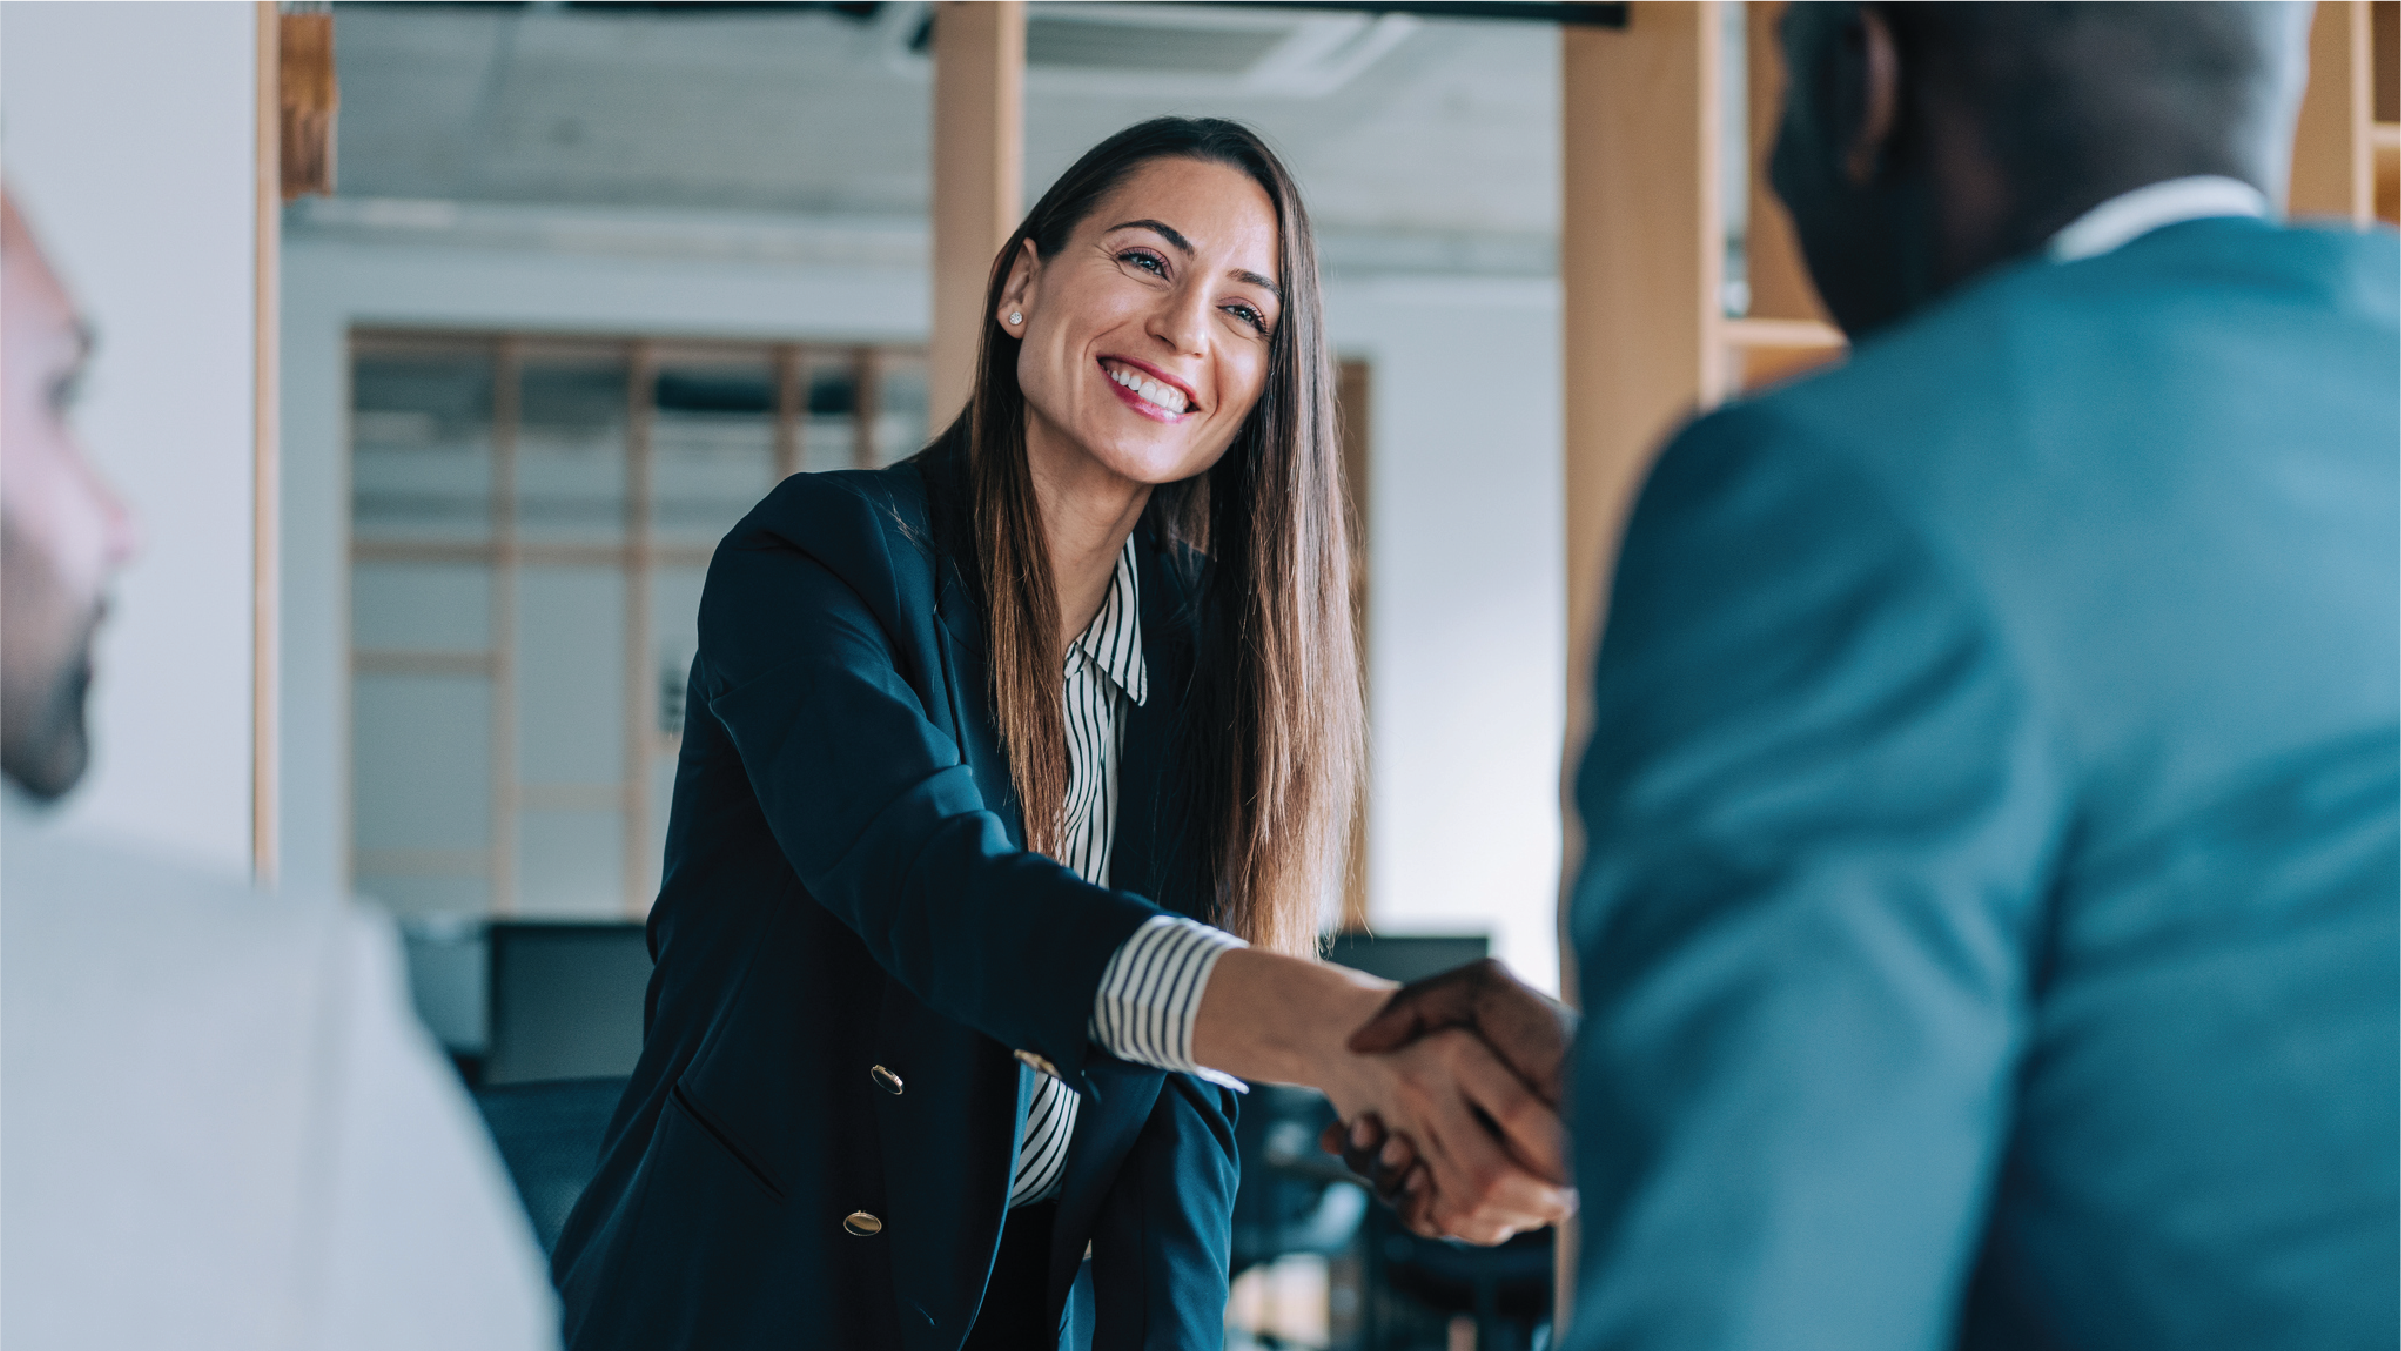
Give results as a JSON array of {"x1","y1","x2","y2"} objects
[{"x1": 1108, "y1": 365, "x2": 1189, "y2": 415}]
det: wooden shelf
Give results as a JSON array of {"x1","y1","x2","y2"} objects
[
  {"x1": 2374, "y1": 122, "x2": 2399, "y2": 224},
  {"x1": 1724, "y1": 315, "x2": 1847, "y2": 392}
]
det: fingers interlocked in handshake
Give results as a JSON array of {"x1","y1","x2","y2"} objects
[
  {"x1": 1193, "y1": 948, "x2": 1579, "y2": 1246},
  {"x1": 1317, "y1": 958, "x2": 1581, "y2": 1244}
]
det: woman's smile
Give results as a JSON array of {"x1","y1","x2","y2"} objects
[{"x1": 1098, "y1": 356, "x2": 1198, "y2": 422}]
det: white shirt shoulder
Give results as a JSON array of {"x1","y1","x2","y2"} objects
[{"x1": 1, "y1": 816, "x2": 559, "y2": 1350}]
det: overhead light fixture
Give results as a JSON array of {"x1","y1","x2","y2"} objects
[{"x1": 893, "y1": 2, "x2": 1417, "y2": 99}]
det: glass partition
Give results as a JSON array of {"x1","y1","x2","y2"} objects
[{"x1": 349, "y1": 330, "x2": 928, "y2": 920}]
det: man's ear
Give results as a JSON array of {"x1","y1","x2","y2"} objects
[
  {"x1": 1844, "y1": 6, "x2": 1902, "y2": 187},
  {"x1": 994, "y1": 238, "x2": 1039, "y2": 331}
]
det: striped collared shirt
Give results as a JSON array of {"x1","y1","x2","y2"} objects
[{"x1": 1009, "y1": 535, "x2": 1246, "y2": 1209}]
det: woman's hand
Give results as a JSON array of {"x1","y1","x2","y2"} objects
[
  {"x1": 1189, "y1": 949, "x2": 1574, "y2": 1245},
  {"x1": 1318, "y1": 956, "x2": 1583, "y2": 1235},
  {"x1": 1313, "y1": 1028, "x2": 1574, "y2": 1243}
]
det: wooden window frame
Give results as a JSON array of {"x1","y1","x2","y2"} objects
[{"x1": 347, "y1": 327, "x2": 925, "y2": 919}]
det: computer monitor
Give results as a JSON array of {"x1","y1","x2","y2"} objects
[
  {"x1": 484, "y1": 921, "x2": 653, "y2": 1086},
  {"x1": 1321, "y1": 930, "x2": 1490, "y2": 986}
]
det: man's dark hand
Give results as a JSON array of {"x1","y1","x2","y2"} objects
[
  {"x1": 1345, "y1": 957, "x2": 1579, "y2": 1106},
  {"x1": 1319, "y1": 959, "x2": 1580, "y2": 1232},
  {"x1": 1319, "y1": 1113, "x2": 1433, "y2": 1234}
]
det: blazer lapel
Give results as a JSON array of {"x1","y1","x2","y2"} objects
[
  {"x1": 1107, "y1": 523, "x2": 1202, "y2": 918},
  {"x1": 934, "y1": 562, "x2": 1024, "y2": 852}
]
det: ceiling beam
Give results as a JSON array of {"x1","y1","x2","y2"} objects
[
  {"x1": 1210, "y1": 2, "x2": 1626, "y2": 25},
  {"x1": 443, "y1": 0, "x2": 1625, "y2": 24}
]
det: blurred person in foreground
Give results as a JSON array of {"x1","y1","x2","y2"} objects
[
  {"x1": 0, "y1": 190, "x2": 559, "y2": 1349},
  {"x1": 1564, "y1": 3, "x2": 2396, "y2": 1345},
  {"x1": 1340, "y1": 3, "x2": 2396, "y2": 1345}
]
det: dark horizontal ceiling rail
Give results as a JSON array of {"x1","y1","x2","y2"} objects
[
  {"x1": 1209, "y1": 2, "x2": 1626, "y2": 25},
  {"x1": 355, "y1": 1, "x2": 1628, "y2": 27}
]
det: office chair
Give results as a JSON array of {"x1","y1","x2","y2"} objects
[
  {"x1": 473, "y1": 1075, "x2": 628, "y2": 1257},
  {"x1": 1365, "y1": 1208, "x2": 1554, "y2": 1351}
]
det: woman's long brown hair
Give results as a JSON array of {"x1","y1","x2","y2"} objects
[{"x1": 918, "y1": 117, "x2": 1361, "y2": 958}]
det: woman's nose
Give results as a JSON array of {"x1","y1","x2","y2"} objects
[{"x1": 1147, "y1": 280, "x2": 1211, "y2": 356}]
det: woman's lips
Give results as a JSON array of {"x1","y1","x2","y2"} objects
[{"x1": 1099, "y1": 358, "x2": 1195, "y2": 423}]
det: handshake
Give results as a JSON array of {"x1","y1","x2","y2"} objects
[{"x1": 1314, "y1": 958, "x2": 1580, "y2": 1245}]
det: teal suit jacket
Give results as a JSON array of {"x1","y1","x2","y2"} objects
[{"x1": 1566, "y1": 217, "x2": 2398, "y2": 1349}]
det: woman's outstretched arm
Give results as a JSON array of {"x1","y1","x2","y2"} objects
[{"x1": 1191, "y1": 948, "x2": 1576, "y2": 1244}]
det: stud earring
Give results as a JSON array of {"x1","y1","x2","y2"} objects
[{"x1": 1008, "y1": 311, "x2": 1023, "y2": 325}]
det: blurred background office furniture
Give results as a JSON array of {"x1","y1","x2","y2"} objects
[
  {"x1": 486, "y1": 921, "x2": 652, "y2": 1085},
  {"x1": 403, "y1": 918, "x2": 648, "y2": 1253},
  {"x1": 402, "y1": 917, "x2": 652, "y2": 1086},
  {"x1": 1322, "y1": 933, "x2": 1489, "y2": 988},
  {"x1": 1362, "y1": 1213, "x2": 1555, "y2": 1351},
  {"x1": 474, "y1": 1076, "x2": 629, "y2": 1257}
]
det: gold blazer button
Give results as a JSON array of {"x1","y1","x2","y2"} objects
[
  {"x1": 870, "y1": 1064, "x2": 904, "y2": 1095},
  {"x1": 843, "y1": 1211, "x2": 883, "y2": 1237}
]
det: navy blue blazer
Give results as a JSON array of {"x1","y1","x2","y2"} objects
[
  {"x1": 553, "y1": 449, "x2": 1240, "y2": 1351},
  {"x1": 1566, "y1": 217, "x2": 2398, "y2": 1349}
]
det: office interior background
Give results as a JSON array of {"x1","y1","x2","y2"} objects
[{"x1": 3, "y1": 2, "x2": 2393, "y2": 1347}]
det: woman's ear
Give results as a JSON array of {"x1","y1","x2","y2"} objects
[
  {"x1": 994, "y1": 238, "x2": 1039, "y2": 333},
  {"x1": 1844, "y1": 7, "x2": 1902, "y2": 187}
]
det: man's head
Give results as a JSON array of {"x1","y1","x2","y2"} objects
[
  {"x1": 1770, "y1": 2, "x2": 2313, "y2": 337},
  {"x1": 2, "y1": 192, "x2": 136, "y2": 801}
]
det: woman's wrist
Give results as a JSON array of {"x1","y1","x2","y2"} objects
[{"x1": 1190, "y1": 948, "x2": 1394, "y2": 1092}]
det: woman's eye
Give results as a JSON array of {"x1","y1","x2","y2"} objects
[
  {"x1": 1225, "y1": 303, "x2": 1269, "y2": 334},
  {"x1": 1119, "y1": 250, "x2": 1166, "y2": 276}
]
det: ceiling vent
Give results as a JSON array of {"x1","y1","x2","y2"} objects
[{"x1": 893, "y1": 3, "x2": 1416, "y2": 99}]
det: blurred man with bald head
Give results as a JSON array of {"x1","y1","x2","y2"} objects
[
  {"x1": 1558, "y1": 4, "x2": 2395, "y2": 1348},
  {"x1": 1, "y1": 192, "x2": 559, "y2": 1348}
]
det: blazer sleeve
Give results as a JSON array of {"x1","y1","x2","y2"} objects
[
  {"x1": 1083, "y1": 1076, "x2": 1240, "y2": 1351},
  {"x1": 694, "y1": 478, "x2": 1163, "y2": 1092},
  {"x1": 1563, "y1": 405, "x2": 2071, "y2": 1350}
]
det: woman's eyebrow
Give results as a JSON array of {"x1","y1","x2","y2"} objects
[
  {"x1": 1107, "y1": 219, "x2": 1280, "y2": 297},
  {"x1": 1107, "y1": 218, "x2": 1194, "y2": 253}
]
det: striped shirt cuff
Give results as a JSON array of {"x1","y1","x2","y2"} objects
[{"x1": 1088, "y1": 915, "x2": 1249, "y2": 1092}]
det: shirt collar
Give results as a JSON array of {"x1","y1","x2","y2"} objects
[
  {"x1": 1070, "y1": 534, "x2": 1148, "y2": 706},
  {"x1": 2048, "y1": 175, "x2": 2270, "y2": 263}
]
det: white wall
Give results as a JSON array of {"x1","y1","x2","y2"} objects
[
  {"x1": 284, "y1": 234, "x2": 1564, "y2": 988},
  {"x1": 1, "y1": 3, "x2": 259, "y2": 874},
  {"x1": 1341, "y1": 277, "x2": 1566, "y2": 992}
]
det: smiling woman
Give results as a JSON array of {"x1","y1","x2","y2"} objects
[
  {"x1": 551, "y1": 117, "x2": 1571, "y2": 1351},
  {"x1": 964, "y1": 123, "x2": 1349, "y2": 960}
]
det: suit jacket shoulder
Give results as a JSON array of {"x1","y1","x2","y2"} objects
[
  {"x1": 1573, "y1": 218, "x2": 2399, "y2": 1351},
  {"x1": 719, "y1": 461, "x2": 944, "y2": 633}
]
